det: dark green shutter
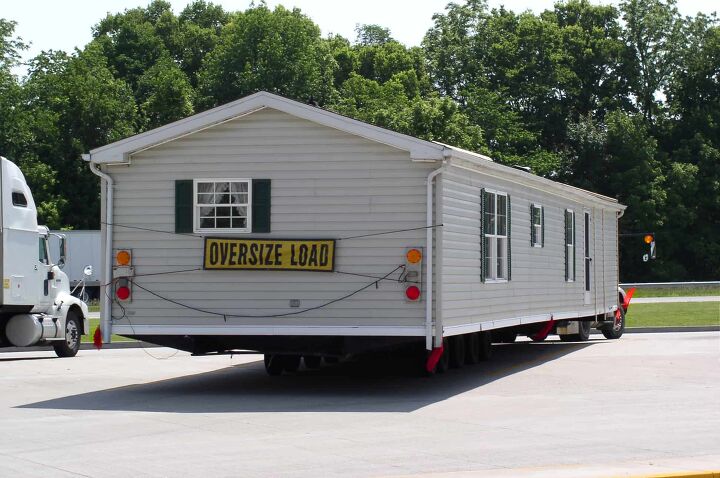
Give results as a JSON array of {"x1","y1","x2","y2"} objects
[
  {"x1": 572, "y1": 211, "x2": 576, "y2": 281},
  {"x1": 252, "y1": 179, "x2": 271, "y2": 233},
  {"x1": 175, "y1": 180, "x2": 193, "y2": 233},
  {"x1": 480, "y1": 188, "x2": 486, "y2": 282},
  {"x1": 541, "y1": 207, "x2": 545, "y2": 247},
  {"x1": 530, "y1": 204, "x2": 535, "y2": 246},
  {"x1": 507, "y1": 195, "x2": 511, "y2": 281},
  {"x1": 564, "y1": 210, "x2": 569, "y2": 281}
]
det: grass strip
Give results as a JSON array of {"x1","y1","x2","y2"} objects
[{"x1": 626, "y1": 302, "x2": 720, "y2": 327}]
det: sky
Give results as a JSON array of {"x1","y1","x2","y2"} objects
[{"x1": 4, "y1": 0, "x2": 719, "y2": 77}]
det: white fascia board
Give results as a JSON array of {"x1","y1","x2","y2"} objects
[
  {"x1": 446, "y1": 154, "x2": 626, "y2": 211},
  {"x1": 84, "y1": 91, "x2": 445, "y2": 164},
  {"x1": 111, "y1": 324, "x2": 426, "y2": 337}
]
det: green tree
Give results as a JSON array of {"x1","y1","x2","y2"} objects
[{"x1": 136, "y1": 56, "x2": 195, "y2": 129}]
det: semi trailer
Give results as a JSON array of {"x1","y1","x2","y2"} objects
[
  {"x1": 84, "y1": 91, "x2": 627, "y2": 374},
  {"x1": 0, "y1": 157, "x2": 89, "y2": 357}
]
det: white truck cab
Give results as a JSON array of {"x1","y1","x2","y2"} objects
[{"x1": 0, "y1": 157, "x2": 89, "y2": 357}]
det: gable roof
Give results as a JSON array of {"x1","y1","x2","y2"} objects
[
  {"x1": 83, "y1": 90, "x2": 623, "y2": 210},
  {"x1": 83, "y1": 90, "x2": 474, "y2": 164}
]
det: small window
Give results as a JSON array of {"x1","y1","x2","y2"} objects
[
  {"x1": 565, "y1": 209, "x2": 576, "y2": 282},
  {"x1": 531, "y1": 204, "x2": 543, "y2": 247},
  {"x1": 12, "y1": 191, "x2": 27, "y2": 207},
  {"x1": 194, "y1": 179, "x2": 252, "y2": 233},
  {"x1": 483, "y1": 190, "x2": 509, "y2": 281},
  {"x1": 38, "y1": 237, "x2": 49, "y2": 264}
]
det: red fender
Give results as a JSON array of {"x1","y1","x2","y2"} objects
[
  {"x1": 531, "y1": 318, "x2": 555, "y2": 342},
  {"x1": 425, "y1": 345, "x2": 444, "y2": 373},
  {"x1": 93, "y1": 327, "x2": 103, "y2": 350}
]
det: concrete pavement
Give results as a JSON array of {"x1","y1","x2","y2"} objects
[{"x1": 1, "y1": 332, "x2": 719, "y2": 477}]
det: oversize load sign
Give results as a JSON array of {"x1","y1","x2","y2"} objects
[{"x1": 203, "y1": 238, "x2": 335, "y2": 272}]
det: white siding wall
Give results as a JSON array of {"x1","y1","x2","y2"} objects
[
  {"x1": 441, "y1": 165, "x2": 620, "y2": 329},
  {"x1": 108, "y1": 108, "x2": 435, "y2": 332}
]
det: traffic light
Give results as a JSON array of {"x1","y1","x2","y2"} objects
[
  {"x1": 113, "y1": 249, "x2": 133, "y2": 301},
  {"x1": 404, "y1": 247, "x2": 423, "y2": 301}
]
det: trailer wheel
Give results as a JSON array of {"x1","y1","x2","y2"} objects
[
  {"x1": 602, "y1": 309, "x2": 625, "y2": 340},
  {"x1": 449, "y1": 336, "x2": 465, "y2": 368},
  {"x1": 264, "y1": 354, "x2": 284, "y2": 376},
  {"x1": 283, "y1": 355, "x2": 301, "y2": 372},
  {"x1": 465, "y1": 333, "x2": 480, "y2": 365},
  {"x1": 53, "y1": 311, "x2": 81, "y2": 358},
  {"x1": 479, "y1": 331, "x2": 493, "y2": 361},
  {"x1": 303, "y1": 355, "x2": 322, "y2": 369},
  {"x1": 559, "y1": 321, "x2": 591, "y2": 342}
]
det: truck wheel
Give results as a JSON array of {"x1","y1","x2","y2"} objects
[
  {"x1": 303, "y1": 355, "x2": 321, "y2": 369},
  {"x1": 449, "y1": 336, "x2": 465, "y2": 368},
  {"x1": 479, "y1": 331, "x2": 493, "y2": 361},
  {"x1": 465, "y1": 333, "x2": 480, "y2": 365},
  {"x1": 53, "y1": 311, "x2": 82, "y2": 358},
  {"x1": 602, "y1": 309, "x2": 625, "y2": 340},
  {"x1": 559, "y1": 321, "x2": 591, "y2": 342},
  {"x1": 283, "y1": 355, "x2": 301, "y2": 373},
  {"x1": 264, "y1": 354, "x2": 284, "y2": 376}
]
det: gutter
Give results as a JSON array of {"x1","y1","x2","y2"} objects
[
  {"x1": 84, "y1": 154, "x2": 113, "y2": 344},
  {"x1": 425, "y1": 157, "x2": 448, "y2": 350}
]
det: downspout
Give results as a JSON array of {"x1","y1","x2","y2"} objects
[
  {"x1": 86, "y1": 157, "x2": 113, "y2": 344},
  {"x1": 425, "y1": 157, "x2": 448, "y2": 351}
]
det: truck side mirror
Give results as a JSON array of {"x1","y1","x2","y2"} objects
[{"x1": 58, "y1": 236, "x2": 67, "y2": 269}]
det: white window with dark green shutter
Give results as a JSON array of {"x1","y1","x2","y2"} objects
[
  {"x1": 482, "y1": 189, "x2": 510, "y2": 282},
  {"x1": 175, "y1": 178, "x2": 271, "y2": 234},
  {"x1": 531, "y1": 204, "x2": 544, "y2": 247},
  {"x1": 565, "y1": 209, "x2": 576, "y2": 282}
]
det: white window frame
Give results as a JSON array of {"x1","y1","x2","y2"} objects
[
  {"x1": 531, "y1": 203, "x2": 543, "y2": 248},
  {"x1": 484, "y1": 189, "x2": 509, "y2": 283},
  {"x1": 566, "y1": 209, "x2": 575, "y2": 282},
  {"x1": 193, "y1": 178, "x2": 253, "y2": 234}
]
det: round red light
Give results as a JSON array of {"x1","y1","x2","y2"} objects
[
  {"x1": 116, "y1": 286, "x2": 130, "y2": 301},
  {"x1": 405, "y1": 285, "x2": 421, "y2": 301}
]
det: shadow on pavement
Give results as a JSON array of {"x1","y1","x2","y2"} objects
[{"x1": 18, "y1": 339, "x2": 597, "y2": 414}]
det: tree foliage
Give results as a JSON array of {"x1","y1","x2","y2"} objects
[{"x1": 0, "y1": 1, "x2": 717, "y2": 280}]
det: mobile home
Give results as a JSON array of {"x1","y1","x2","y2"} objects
[{"x1": 84, "y1": 91, "x2": 626, "y2": 374}]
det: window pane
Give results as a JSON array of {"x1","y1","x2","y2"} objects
[
  {"x1": 198, "y1": 193, "x2": 214, "y2": 204},
  {"x1": 232, "y1": 206, "x2": 247, "y2": 217},
  {"x1": 497, "y1": 213, "x2": 507, "y2": 236},
  {"x1": 497, "y1": 195, "x2": 507, "y2": 216},
  {"x1": 231, "y1": 193, "x2": 249, "y2": 204},
  {"x1": 200, "y1": 207, "x2": 215, "y2": 218},
  {"x1": 231, "y1": 182, "x2": 248, "y2": 193},
  {"x1": 197, "y1": 183, "x2": 213, "y2": 193},
  {"x1": 232, "y1": 217, "x2": 247, "y2": 228},
  {"x1": 200, "y1": 217, "x2": 214, "y2": 228},
  {"x1": 215, "y1": 182, "x2": 230, "y2": 193},
  {"x1": 216, "y1": 217, "x2": 231, "y2": 228}
]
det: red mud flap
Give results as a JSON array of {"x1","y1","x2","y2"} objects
[
  {"x1": 622, "y1": 287, "x2": 637, "y2": 311},
  {"x1": 93, "y1": 327, "x2": 103, "y2": 350},
  {"x1": 425, "y1": 345, "x2": 444, "y2": 373},
  {"x1": 531, "y1": 318, "x2": 555, "y2": 342}
]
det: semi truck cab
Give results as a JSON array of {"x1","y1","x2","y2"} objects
[{"x1": 0, "y1": 157, "x2": 89, "y2": 357}]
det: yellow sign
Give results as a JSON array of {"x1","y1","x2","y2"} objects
[
  {"x1": 204, "y1": 238, "x2": 336, "y2": 272},
  {"x1": 3, "y1": 278, "x2": 9, "y2": 289}
]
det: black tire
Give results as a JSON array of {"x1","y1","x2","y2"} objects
[
  {"x1": 449, "y1": 335, "x2": 465, "y2": 368},
  {"x1": 53, "y1": 311, "x2": 82, "y2": 358},
  {"x1": 559, "y1": 320, "x2": 591, "y2": 342},
  {"x1": 264, "y1": 354, "x2": 284, "y2": 376},
  {"x1": 303, "y1": 355, "x2": 322, "y2": 369},
  {"x1": 282, "y1": 355, "x2": 301, "y2": 372},
  {"x1": 465, "y1": 333, "x2": 480, "y2": 365},
  {"x1": 493, "y1": 329, "x2": 517, "y2": 344},
  {"x1": 479, "y1": 331, "x2": 493, "y2": 361},
  {"x1": 602, "y1": 308, "x2": 626, "y2": 340}
]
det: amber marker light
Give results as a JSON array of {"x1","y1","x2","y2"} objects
[
  {"x1": 116, "y1": 250, "x2": 131, "y2": 266},
  {"x1": 406, "y1": 248, "x2": 422, "y2": 264},
  {"x1": 643, "y1": 234, "x2": 654, "y2": 244}
]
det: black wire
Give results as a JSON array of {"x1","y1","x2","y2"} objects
[
  {"x1": 101, "y1": 221, "x2": 443, "y2": 241},
  {"x1": 127, "y1": 265, "x2": 405, "y2": 319}
]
